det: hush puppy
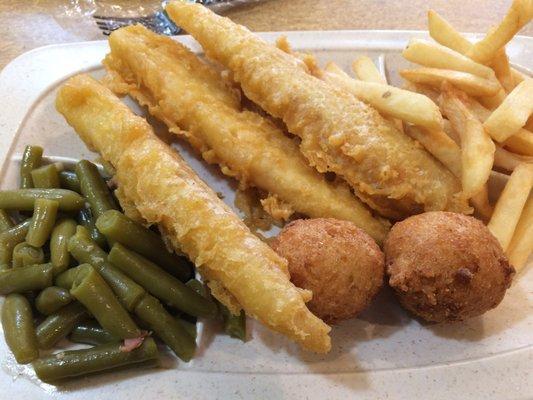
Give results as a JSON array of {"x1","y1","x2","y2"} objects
[
  {"x1": 271, "y1": 218, "x2": 384, "y2": 324},
  {"x1": 385, "y1": 212, "x2": 515, "y2": 323}
]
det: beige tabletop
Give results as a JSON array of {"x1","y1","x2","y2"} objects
[{"x1": 0, "y1": 0, "x2": 532, "y2": 70}]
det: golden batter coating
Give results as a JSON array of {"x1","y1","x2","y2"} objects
[
  {"x1": 56, "y1": 74, "x2": 331, "y2": 353},
  {"x1": 166, "y1": 2, "x2": 470, "y2": 220},
  {"x1": 102, "y1": 25, "x2": 389, "y2": 243}
]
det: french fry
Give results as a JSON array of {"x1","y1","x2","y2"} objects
[
  {"x1": 483, "y1": 79, "x2": 533, "y2": 142},
  {"x1": 442, "y1": 119, "x2": 460, "y2": 144},
  {"x1": 494, "y1": 145, "x2": 533, "y2": 172},
  {"x1": 488, "y1": 162, "x2": 533, "y2": 250},
  {"x1": 403, "y1": 82, "x2": 440, "y2": 104},
  {"x1": 351, "y1": 56, "x2": 387, "y2": 84},
  {"x1": 441, "y1": 109, "x2": 532, "y2": 192},
  {"x1": 427, "y1": 9, "x2": 526, "y2": 99},
  {"x1": 400, "y1": 68, "x2": 500, "y2": 97},
  {"x1": 349, "y1": 58, "x2": 403, "y2": 131},
  {"x1": 506, "y1": 195, "x2": 533, "y2": 272},
  {"x1": 491, "y1": 48, "x2": 515, "y2": 92},
  {"x1": 512, "y1": 68, "x2": 526, "y2": 86},
  {"x1": 428, "y1": 10, "x2": 472, "y2": 55},
  {"x1": 403, "y1": 39, "x2": 495, "y2": 79},
  {"x1": 452, "y1": 90, "x2": 533, "y2": 156},
  {"x1": 324, "y1": 63, "x2": 443, "y2": 131},
  {"x1": 462, "y1": 96, "x2": 493, "y2": 120},
  {"x1": 440, "y1": 84, "x2": 495, "y2": 197},
  {"x1": 407, "y1": 123, "x2": 492, "y2": 219},
  {"x1": 477, "y1": 87, "x2": 507, "y2": 110},
  {"x1": 525, "y1": 115, "x2": 533, "y2": 131},
  {"x1": 404, "y1": 124, "x2": 461, "y2": 178},
  {"x1": 470, "y1": 185, "x2": 494, "y2": 221},
  {"x1": 503, "y1": 129, "x2": 533, "y2": 156},
  {"x1": 467, "y1": 0, "x2": 533, "y2": 64}
]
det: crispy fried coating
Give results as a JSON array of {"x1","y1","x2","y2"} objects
[
  {"x1": 55, "y1": 74, "x2": 331, "y2": 353},
  {"x1": 385, "y1": 212, "x2": 515, "y2": 322},
  {"x1": 102, "y1": 25, "x2": 389, "y2": 243},
  {"x1": 166, "y1": 2, "x2": 469, "y2": 220},
  {"x1": 272, "y1": 218, "x2": 385, "y2": 324}
]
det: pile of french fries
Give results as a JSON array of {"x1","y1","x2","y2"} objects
[{"x1": 320, "y1": 0, "x2": 533, "y2": 272}]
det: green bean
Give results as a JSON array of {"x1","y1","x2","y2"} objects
[
  {"x1": 54, "y1": 263, "x2": 92, "y2": 289},
  {"x1": 186, "y1": 279, "x2": 218, "y2": 309},
  {"x1": 0, "y1": 189, "x2": 84, "y2": 212},
  {"x1": 78, "y1": 208, "x2": 107, "y2": 249},
  {"x1": 12, "y1": 242, "x2": 44, "y2": 268},
  {"x1": 0, "y1": 209, "x2": 14, "y2": 232},
  {"x1": 186, "y1": 279, "x2": 245, "y2": 340},
  {"x1": 31, "y1": 164, "x2": 60, "y2": 189},
  {"x1": 26, "y1": 198, "x2": 58, "y2": 247},
  {"x1": 33, "y1": 337, "x2": 158, "y2": 383},
  {"x1": 20, "y1": 145, "x2": 43, "y2": 189},
  {"x1": 58, "y1": 171, "x2": 81, "y2": 193},
  {"x1": 135, "y1": 294, "x2": 195, "y2": 361},
  {"x1": 95, "y1": 157, "x2": 116, "y2": 178},
  {"x1": 177, "y1": 319, "x2": 197, "y2": 340},
  {"x1": 70, "y1": 265, "x2": 140, "y2": 339},
  {"x1": 186, "y1": 279, "x2": 209, "y2": 297},
  {"x1": 220, "y1": 305, "x2": 246, "y2": 341},
  {"x1": 109, "y1": 244, "x2": 216, "y2": 318},
  {"x1": 35, "y1": 286, "x2": 72, "y2": 315},
  {"x1": 2, "y1": 294, "x2": 39, "y2": 364},
  {"x1": 0, "y1": 219, "x2": 31, "y2": 264},
  {"x1": 35, "y1": 302, "x2": 89, "y2": 349},
  {"x1": 96, "y1": 210, "x2": 193, "y2": 281},
  {"x1": 0, "y1": 263, "x2": 53, "y2": 295},
  {"x1": 68, "y1": 227, "x2": 145, "y2": 311},
  {"x1": 50, "y1": 218, "x2": 77, "y2": 275},
  {"x1": 69, "y1": 321, "x2": 119, "y2": 345},
  {"x1": 75, "y1": 160, "x2": 118, "y2": 219}
]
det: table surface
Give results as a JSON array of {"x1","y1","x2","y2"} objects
[{"x1": 0, "y1": 0, "x2": 532, "y2": 70}]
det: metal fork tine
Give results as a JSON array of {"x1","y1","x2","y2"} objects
[
  {"x1": 98, "y1": 19, "x2": 133, "y2": 27},
  {"x1": 93, "y1": 7, "x2": 180, "y2": 36},
  {"x1": 95, "y1": 22, "x2": 120, "y2": 31},
  {"x1": 93, "y1": 14, "x2": 148, "y2": 22},
  {"x1": 96, "y1": 23, "x2": 128, "y2": 35}
]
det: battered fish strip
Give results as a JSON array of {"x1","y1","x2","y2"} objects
[
  {"x1": 102, "y1": 26, "x2": 389, "y2": 242},
  {"x1": 166, "y1": 2, "x2": 470, "y2": 220},
  {"x1": 56, "y1": 74, "x2": 331, "y2": 353}
]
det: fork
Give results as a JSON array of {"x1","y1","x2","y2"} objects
[{"x1": 93, "y1": 0, "x2": 234, "y2": 36}]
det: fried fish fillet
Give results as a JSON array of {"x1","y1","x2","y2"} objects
[
  {"x1": 56, "y1": 74, "x2": 331, "y2": 353},
  {"x1": 102, "y1": 25, "x2": 389, "y2": 243},
  {"x1": 166, "y1": 2, "x2": 470, "y2": 220}
]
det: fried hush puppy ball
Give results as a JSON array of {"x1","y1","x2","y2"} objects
[
  {"x1": 271, "y1": 218, "x2": 385, "y2": 324},
  {"x1": 385, "y1": 212, "x2": 515, "y2": 323}
]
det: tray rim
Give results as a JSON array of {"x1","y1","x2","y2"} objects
[{"x1": 0, "y1": 30, "x2": 531, "y2": 400}]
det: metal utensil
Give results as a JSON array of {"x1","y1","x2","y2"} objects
[{"x1": 93, "y1": 0, "x2": 234, "y2": 36}]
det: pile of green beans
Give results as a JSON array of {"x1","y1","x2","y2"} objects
[
  {"x1": 108, "y1": 243, "x2": 217, "y2": 318},
  {"x1": 0, "y1": 145, "x2": 247, "y2": 384},
  {"x1": 96, "y1": 210, "x2": 193, "y2": 281}
]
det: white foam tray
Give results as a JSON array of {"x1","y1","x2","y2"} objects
[{"x1": 0, "y1": 31, "x2": 531, "y2": 400}]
